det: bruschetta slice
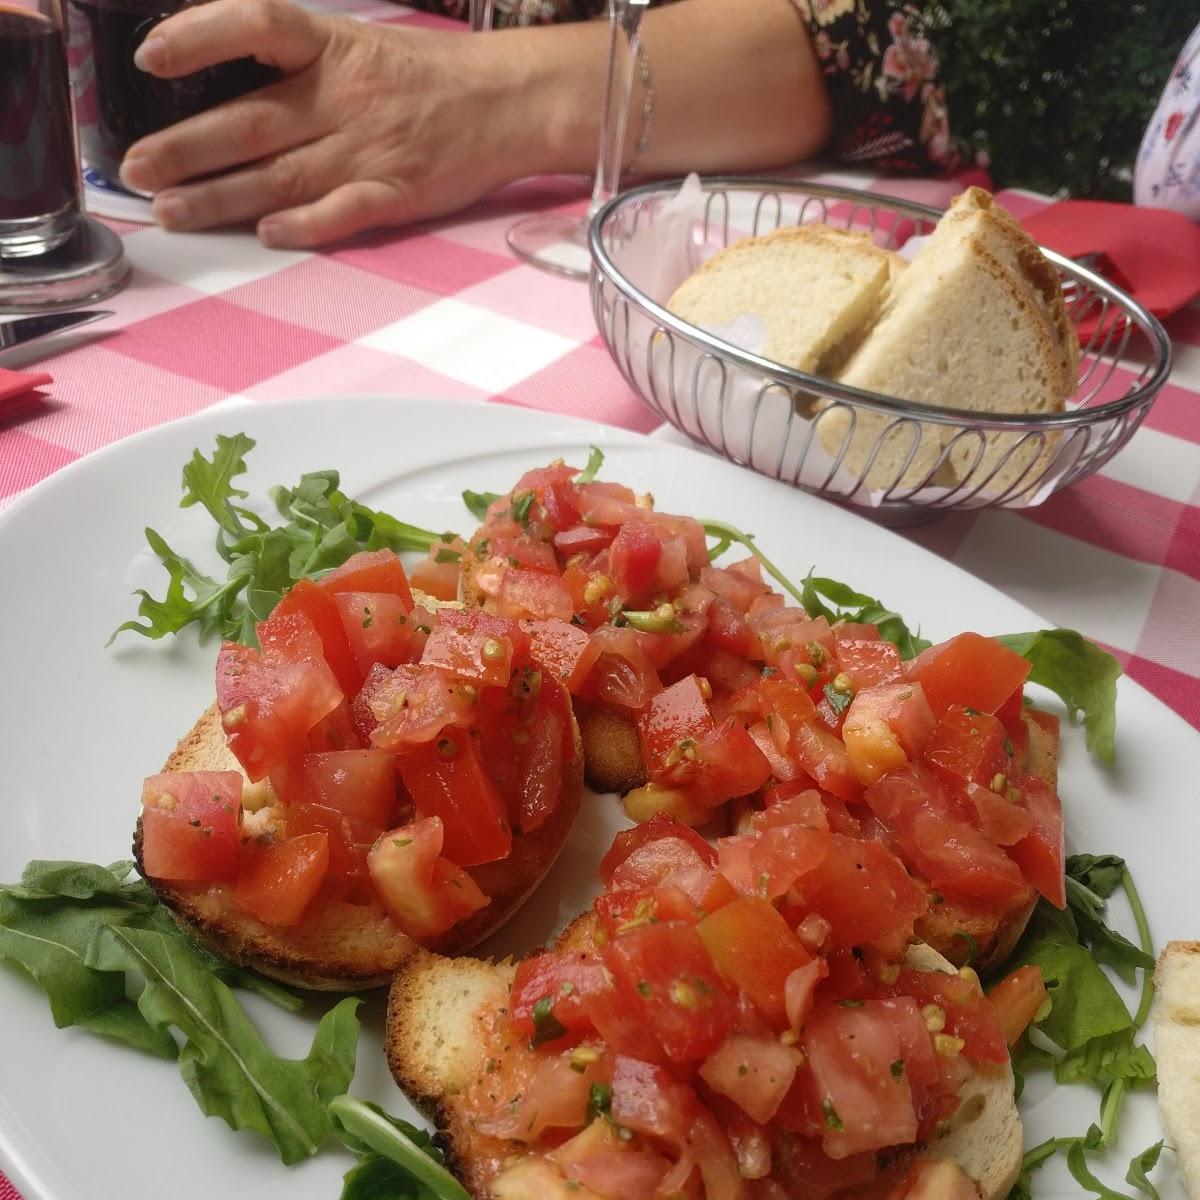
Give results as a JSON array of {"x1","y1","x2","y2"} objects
[{"x1": 133, "y1": 559, "x2": 583, "y2": 991}]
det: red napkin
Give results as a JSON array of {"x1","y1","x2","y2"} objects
[
  {"x1": 1021, "y1": 200, "x2": 1200, "y2": 321},
  {"x1": 0, "y1": 366, "x2": 52, "y2": 417}
]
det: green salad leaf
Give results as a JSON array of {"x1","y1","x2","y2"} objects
[
  {"x1": 330, "y1": 1095, "x2": 471, "y2": 1200},
  {"x1": 1126, "y1": 1141, "x2": 1164, "y2": 1200},
  {"x1": 576, "y1": 445, "x2": 605, "y2": 484},
  {"x1": 998, "y1": 630, "x2": 1120, "y2": 764},
  {"x1": 111, "y1": 435, "x2": 447, "y2": 648},
  {"x1": 800, "y1": 574, "x2": 932, "y2": 660},
  {"x1": 89, "y1": 925, "x2": 360, "y2": 1164},
  {"x1": 462, "y1": 490, "x2": 501, "y2": 523}
]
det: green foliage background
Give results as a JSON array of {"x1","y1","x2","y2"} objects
[{"x1": 928, "y1": 0, "x2": 1197, "y2": 198}]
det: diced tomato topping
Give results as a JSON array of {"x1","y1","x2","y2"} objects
[
  {"x1": 421, "y1": 622, "x2": 514, "y2": 688},
  {"x1": 907, "y1": 633, "x2": 1030, "y2": 719},
  {"x1": 490, "y1": 567, "x2": 574, "y2": 621},
  {"x1": 517, "y1": 701, "x2": 567, "y2": 833},
  {"x1": 1005, "y1": 773, "x2": 1066, "y2": 908},
  {"x1": 409, "y1": 550, "x2": 460, "y2": 603},
  {"x1": 987, "y1": 965, "x2": 1048, "y2": 1046},
  {"x1": 698, "y1": 898, "x2": 815, "y2": 1027},
  {"x1": 786, "y1": 836, "x2": 928, "y2": 954},
  {"x1": 600, "y1": 812, "x2": 717, "y2": 883},
  {"x1": 510, "y1": 952, "x2": 607, "y2": 1043},
  {"x1": 790, "y1": 722, "x2": 861, "y2": 804},
  {"x1": 271, "y1": 578, "x2": 363, "y2": 696},
  {"x1": 770, "y1": 1130, "x2": 878, "y2": 1200},
  {"x1": 610, "y1": 522, "x2": 670, "y2": 608},
  {"x1": 801, "y1": 1001, "x2": 919, "y2": 1158},
  {"x1": 705, "y1": 597, "x2": 761, "y2": 658},
  {"x1": 864, "y1": 765, "x2": 1030, "y2": 905},
  {"x1": 216, "y1": 630, "x2": 343, "y2": 780},
  {"x1": 717, "y1": 825, "x2": 830, "y2": 903},
  {"x1": 321, "y1": 549, "x2": 414, "y2": 607},
  {"x1": 366, "y1": 817, "x2": 488, "y2": 940},
  {"x1": 275, "y1": 749, "x2": 397, "y2": 826},
  {"x1": 285, "y1": 802, "x2": 377, "y2": 904},
  {"x1": 140, "y1": 771, "x2": 242, "y2": 883},
  {"x1": 700, "y1": 1034, "x2": 802, "y2": 1124},
  {"x1": 607, "y1": 838, "x2": 715, "y2": 908},
  {"x1": 398, "y1": 731, "x2": 512, "y2": 867},
  {"x1": 334, "y1": 591, "x2": 414, "y2": 673},
  {"x1": 700, "y1": 563, "x2": 772, "y2": 614},
  {"x1": 596, "y1": 883, "x2": 703, "y2": 935},
  {"x1": 603, "y1": 921, "x2": 736, "y2": 1062},
  {"x1": 879, "y1": 968, "x2": 1009, "y2": 1065},
  {"x1": 585, "y1": 627, "x2": 662, "y2": 709},
  {"x1": 523, "y1": 619, "x2": 602, "y2": 693},
  {"x1": 363, "y1": 664, "x2": 474, "y2": 752},
  {"x1": 834, "y1": 640, "x2": 905, "y2": 690},
  {"x1": 232, "y1": 832, "x2": 329, "y2": 926},
  {"x1": 922, "y1": 705, "x2": 1011, "y2": 790},
  {"x1": 841, "y1": 683, "x2": 936, "y2": 787},
  {"x1": 638, "y1": 676, "x2": 714, "y2": 777},
  {"x1": 553, "y1": 524, "x2": 615, "y2": 558},
  {"x1": 575, "y1": 481, "x2": 642, "y2": 526}
]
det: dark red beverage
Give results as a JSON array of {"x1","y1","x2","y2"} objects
[
  {"x1": 0, "y1": 6, "x2": 79, "y2": 228},
  {"x1": 68, "y1": 0, "x2": 278, "y2": 188}
]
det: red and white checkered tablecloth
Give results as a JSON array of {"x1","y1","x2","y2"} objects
[{"x1": 1, "y1": 4, "x2": 1199, "y2": 1197}]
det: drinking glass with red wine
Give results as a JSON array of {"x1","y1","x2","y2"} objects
[{"x1": 0, "y1": 0, "x2": 81, "y2": 257}]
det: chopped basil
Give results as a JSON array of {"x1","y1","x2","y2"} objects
[
  {"x1": 530, "y1": 996, "x2": 568, "y2": 1047},
  {"x1": 822, "y1": 683, "x2": 854, "y2": 717},
  {"x1": 821, "y1": 1098, "x2": 843, "y2": 1131},
  {"x1": 510, "y1": 491, "x2": 535, "y2": 524},
  {"x1": 586, "y1": 1082, "x2": 612, "y2": 1124},
  {"x1": 890, "y1": 1059, "x2": 905, "y2": 1080}
]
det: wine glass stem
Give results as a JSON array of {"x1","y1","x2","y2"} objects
[
  {"x1": 468, "y1": 0, "x2": 495, "y2": 32},
  {"x1": 588, "y1": 0, "x2": 648, "y2": 221}
]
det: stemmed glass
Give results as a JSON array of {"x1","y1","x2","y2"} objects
[{"x1": 468, "y1": 0, "x2": 650, "y2": 281}]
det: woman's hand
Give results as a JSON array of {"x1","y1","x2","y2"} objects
[{"x1": 119, "y1": 0, "x2": 543, "y2": 247}]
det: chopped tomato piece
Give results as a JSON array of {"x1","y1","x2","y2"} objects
[
  {"x1": 366, "y1": 817, "x2": 488, "y2": 940},
  {"x1": 600, "y1": 811, "x2": 717, "y2": 882},
  {"x1": 553, "y1": 524, "x2": 615, "y2": 557},
  {"x1": 575, "y1": 480, "x2": 642, "y2": 526},
  {"x1": 987, "y1": 964, "x2": 1048, "y2": 1046},
  {"x1": 510, "y1": 951, "x2": 606, "y2": 1042},
  {"x1": 585, "y1": 627, "x2": 662, "y2": 709},
  {"x1": 610, "y1": 522, "x2": 667, "y2": 607},
  {"x1": 880, "y1": 968, "x2": 1008, "y2": 1064},
  {"x1": 908, "y1": 633, "x2": 1030, "y2": 718},
  {"x1": 607, "y1": 838, "x2": 715, "y2": 908},
  {"x1": 321, "y1": 548, "x2": 414, "y2": 606},
  {"x1": 518, "y1": 702, "x2": 566, "y2": 833},
  {"x1": 700, "y1": 1034, "x2": 802, "y2": 1124},
  {"x1": 700, "y1": 563, "x2": 771, "y2": 614},
  {"x1": 1006, "y1": 773, "x2": 1066, "y2": 908},
  {"x1": 408, "y1": 550, "x2": 460, "y2": 603},
  {"x1": 638, "y1": 676, "x2": 714, "y2": 778},
  {"x1": 717, "y1": 825, "x2": 830, "y2": 903},
  {"x1": 834, "y1": 640, "x2": 905, "y2": 689},
  {"x1": 334, "y1": 591, "x2": 414, "y2": 673},
  {"x1": 398, "y1": 731, "x2": 512, "y2": 867},
  {"x1": 889, "y1": 1160, "x2": 981, "y2": 1200},
  {"x1": 140, "y1": 771, "x2": 242, "y2": 882},
  {"x1": 277, "y1": 749, "x2": 397, "y2": 826},
  {"x1": 751, "y1": 784, "x2": 829, "y2": 833},
  {"x1": 233, "y1": 832, "x2": 329, "y2": 926},
  {"x1": 272, "y1": 579, "x2": 363, "y2": 696},
  {"x1": 363, "y1": 664, "x2": 474, "y2": 751},
  {"x1": 770, "y1": 1130, "x2": 878, "y2": 1200},
  {"x1": 864, "y1": 765, "x2": 1029, "y2": 905},
  {"x1": 791, "y1": 722, "x2": 861, "y2": 804},
  {"x1": 785, "y1": 959, "x2": 829, "y2": 1032},
  {"x1": 603, "y1": 921, "x2": 736, "y2": 1062},
  {"x1": 787, "y1": 836, "x2": 928, "y2": 954},
  {"x1": 698, "y1": 898, "x2": 815, "y2": 1027},
  {"x1": 609, "y1": 1056, "x2": 693, "y2": 1145},
  {"x1": 421, "y1": 622, "x2": 514, "y2": 687},
  {"x1": 841, "y1": 682, "x2": 936, "y2": 787},
  {"x1": 801, "y1": 1001, "x2": 919, "y2": 1158},
  {"x1": 216, "y1": 631, "x2": 344, "y2": 780},
  {"x1": 483, "y1": 535, "x2": 559, "y2": 575},
  {"x1": 307, "y1": 703, "x2": 362, "y2": 753},
  {"x1": 550, "y1": 1121, "x2": 671, "y2": 1198},
  {"x1": 493, "y1": 568, "x2": 574, "y2": 621},
  {"x1": 285, "y1": 802, "x2": 377, "y2": 904},
  {"x1": 523, "y1": 619, "x2": 602, "y2": 693},
  {"x1": 922, "y1": 705, "x2": 1011, "y2": 790},
  {"x1": 596, "y1": 883, "x2": 703, "y2": 934},
  {"x1": 705, "y1": 597, "x2": 760, "y2": 658}
]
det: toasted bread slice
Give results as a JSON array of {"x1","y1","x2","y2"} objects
[
  {"x1": 386, "y1": 919, "x2": 1022, "y2": 1200},
  {"x1": 135, "y1": 590, "x2": 586, "y2": 990},
  {"x1": 666, "y1": 226, "x2": 901, "y2": 374},
  {"x1": 1154, "y1": 941, "x2": 1200, "y2": 1198}
]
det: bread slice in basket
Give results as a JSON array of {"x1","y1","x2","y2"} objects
[
  {"x1": 819, "y1": 188, "x2": 1077, "y2": 496},
  {"x1": 1153, "y1": 940, "x2": 1200, "y2": 1197},
  {"x1": 666, "y1": 226, "x2": 901, "y2": 373},
  {"x1": 385, "y1": 916, "x2": 1023, "y2": 1200}
]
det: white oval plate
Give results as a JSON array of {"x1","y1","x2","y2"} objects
[{"x1": 0, "y1": 396, "x2": 1194, "y2": 1200}]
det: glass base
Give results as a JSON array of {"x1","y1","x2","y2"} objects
[
  {"x1": 0, "y1": 216, "x2": 130, "y2": 312},
  {"x1": 505, "y1": 214, "x2": 592, "y2": 282},
  {"x1": 0, "y1": 205, "x2": 81, "y2": 260}
]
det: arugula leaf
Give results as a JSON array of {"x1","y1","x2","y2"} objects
[
  {"x1": 801, "y1": 574, "x2": 932, "y2": 660},
  {"x1": 113, "y1": 437, "x2": 447, "y2": 648},
  {"x1": 1066, "y1": 874, "x2": 1154, "y2": 984},
  {"x1": 1126, "y1": 1142, "x2": 1163, "y2": 1200},
  {"x1": 179, "y1": 433, "x2": 264, "y2": 551},
  {"x1": 0, "y1": 883, "x2": 176, "y2": 1051},
  {"x1": 576, "y1": 446, "x2": 604, "y2": 484},
  {"x1": 6, "y1": 858, "x2": 139, "y2": 901},
  {"x1": 1069, "y1": 854, "x2": 1128, "y2": 900},
  {"x1": 1011, "y1": 1137, "x2": 1065, "y2": 1200},
  {"x1": 998, "y1": 630, "x2": 1120, "y2": 764},
  {"x1": 462, "y1": 490, "x2": 501, "y2": 522},
  {"x1": 1067, "y1": 1139, "x2": 1137, "y2": 1200},
  {"x1": 330, "y1": 1095, "x2": 471, "y2": 1200},
  {"x1": 88, "y1": 924, "x2": 359, "y2": 1164}
]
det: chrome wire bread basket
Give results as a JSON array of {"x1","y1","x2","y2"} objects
[{"x1": 588, "y1": 177, "x2": 1173, "y2": 517}]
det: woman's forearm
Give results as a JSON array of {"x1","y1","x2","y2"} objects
[{"x1": 496, "y1": 0, "x2": 831, "y2": 177}]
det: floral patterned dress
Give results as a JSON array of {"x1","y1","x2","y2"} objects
[{"x1": 412, "y1": 0, "x2": 962, "y2": 175}]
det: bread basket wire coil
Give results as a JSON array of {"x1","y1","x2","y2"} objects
[{"x1": 587, "y1": 177, "x2": 1173, "y2": 519}]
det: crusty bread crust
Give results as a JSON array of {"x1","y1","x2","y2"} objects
[
  {"x1": 386, "y1": 920, "x2": 1022, "y2": 1200},
  {"x1": 1154, "y1": 941, "x2": 1200, "y2": 1200},
  {"x1": 136, "y1": 688, "x2": 584, "y2": 991}
]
